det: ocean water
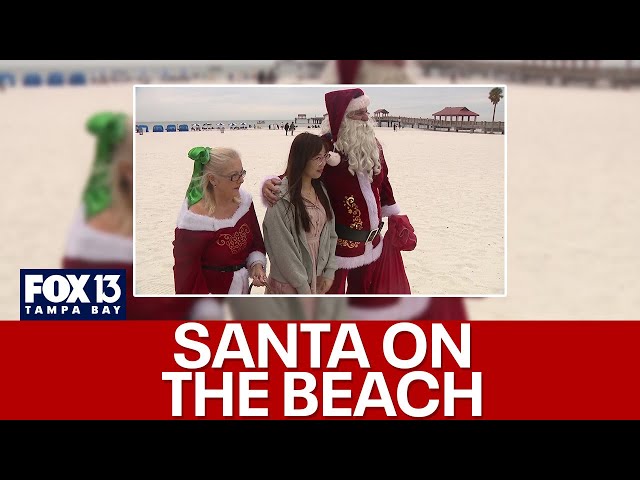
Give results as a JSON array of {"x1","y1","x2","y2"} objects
[{"x1": 134, "y1": 119, "x2": 320, "y2": 129}]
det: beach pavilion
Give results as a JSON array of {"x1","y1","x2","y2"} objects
[{"x1": 432, "y1": 106, "x2": 479, "y2": 123}]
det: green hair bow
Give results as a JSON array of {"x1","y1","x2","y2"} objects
[
  {"x1": 186, "y1": 146, "x2": 212, "y2": 207},
  {"x1": 83, "y1": 111, "x2": 128, "y2": 218}
]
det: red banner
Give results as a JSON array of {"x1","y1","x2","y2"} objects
[{"x1": 1, "y1": 321, "x2": 639, "y2": 420}]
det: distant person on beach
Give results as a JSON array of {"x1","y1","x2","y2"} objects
[
  {"x1": 62, "y1": 112, "x2": 197, "y2": 319},
  {"x1": 289, "y1": 122, "x2": 295, "y2": 135},
  {"x1": 284, "y1": 122, "x2": 290, "y2": 135},
  {"x1": 173, "y1": 146, "x2": 267, "y2": 294},
  {"x1": 262, "y1": 132, "x2": 338, "y2": 294}
]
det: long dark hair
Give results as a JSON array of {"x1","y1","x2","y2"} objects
[{"x1": 284, "y1": 132, "x2": 333, "y2": 234}]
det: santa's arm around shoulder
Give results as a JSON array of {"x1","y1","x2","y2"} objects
[{"x1": 260, "y1": 174, "x2": 284, "y2": 209}]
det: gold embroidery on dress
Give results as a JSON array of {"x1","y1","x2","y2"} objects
[
  {"x1": 216, "y1": 224, "x2": 250, "y2": 254},
  {"x1": 338, "y1": 196, "x2": 362, "y2": 249}
]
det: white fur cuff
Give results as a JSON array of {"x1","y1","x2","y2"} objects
[
  {"x1": 247, "y1": 251, "x2": 267, "y2": 269},
  {"x1": 381, "y1": 203, "x2": 401, "y2": 217}
]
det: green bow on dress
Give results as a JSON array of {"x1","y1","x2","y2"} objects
[
  {"x1": 185, "y1": 146, "x2": 212, "y2": 207},
  {"x1": 83, "y1": 111, "x2": 128, "y2": 218}
]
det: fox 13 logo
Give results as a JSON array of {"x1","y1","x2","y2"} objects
[{"x1": 20, "y1": 269, "x2": 126, "y2": 320}]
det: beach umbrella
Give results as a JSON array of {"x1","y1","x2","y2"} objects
[
  {"x1": 47, "y1": 71, "x2": 65, "y2": 86},
  {"x1": 23, "y1": 73, "x2": 42, "y2": 87},
  {"x1": 69, "y1": 72, "x2": 87, "y2": 85}
]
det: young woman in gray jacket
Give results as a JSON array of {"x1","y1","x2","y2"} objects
[{"x1": 263, "y1": 132, "x2": 338, "y2": 294}]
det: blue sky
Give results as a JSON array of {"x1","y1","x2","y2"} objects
[{"x1": 135, "y1": 85, "x2": 507, "y2": 122}]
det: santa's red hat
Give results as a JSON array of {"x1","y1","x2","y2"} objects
[{"x1": 324, "y1": 87, "x2": 370, "y2": 143}]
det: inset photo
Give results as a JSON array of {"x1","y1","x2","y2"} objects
[{"x1": 133, "y1": 85, "x2": 506, "y2": 297}]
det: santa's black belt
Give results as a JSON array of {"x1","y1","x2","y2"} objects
[
  {"x1": 335, "y1": 221, "x2": 384, "y2": 243},
  {"x1": 202, "y1": 264, "x2": 245, "y2": 272}
]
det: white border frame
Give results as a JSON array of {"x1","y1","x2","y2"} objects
[{"x1": 132, "y1": 83, "x2": 507, "y2": 299}]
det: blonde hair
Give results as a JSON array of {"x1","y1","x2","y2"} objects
[
  {"x1": 200, "y1": 147, "x2": 241, "y2": 216},
  {"x1": 109, "y1": 118, "x2": 134, "y2": 236}
]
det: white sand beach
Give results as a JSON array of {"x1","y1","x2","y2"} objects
[
  {"x1": 134, "y1": 125, "x2": 505, "y2": 297},
  {"x1": 1, "y1": 81, "x2": 639, "y2": 319}
]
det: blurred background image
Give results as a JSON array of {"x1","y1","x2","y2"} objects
[{"x1": 1, "y1": 59, "x2": 638, "y2": 320}]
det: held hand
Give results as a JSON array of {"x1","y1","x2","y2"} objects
[
  {"x1": 317, "y1": 276, "x2": 334, "y2": 294},
  {"x1": 262, "y1": 178, "x2": 281, "y2": 207},
  {"x1": 250, "y1": 263, "x2": 267, "y2": 287}
]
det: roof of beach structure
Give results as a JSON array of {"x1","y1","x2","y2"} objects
[
  {"x1": 432, "y1": 106, "x2": 479, "y2": 116},
  {"x1": 374, "y1": 108, "x2": 389, "y2": 114}
]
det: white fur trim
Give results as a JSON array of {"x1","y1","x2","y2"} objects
[
  {"x1": 229, "y1": 268, "x2": 250, "y2": 294},
  {"x1": 334, "y1": 170, "x2": 384, "y2": 269},
  {"x1": 357, "y1": 171, "x2": 380, "y2": 225},
  {"x1": 335, "y1": 235, "x2": 383, "y2": 269},
  {"x1": 260, "y1": 175, "x2": 282, "y2": 209},
  {"x1": 64, "y1": 207, "x2": 133, "y2": 263},
  {"x1": 349, "y1": 297, "x2": 431, "y2": 321},
  {"x1": 176, "y1": 189, "x2": 252, "y2": 231},
  {"x1": 326, "y1": 151, "x2": 341, "y2": 166},
  {"x1": 345, "y1": 94, "x2": 370, "y2": 113},
  {"x1": 189, "y1": 298, "x2": 224, "y2": 320},
  {"x1": 381, "y1": 203, "x2": 401, "y2": 217},
  {"x1": 247, "y1": 250, "x2": 267, "y2": 269}
]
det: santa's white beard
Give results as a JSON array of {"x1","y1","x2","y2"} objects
[{"x1": 335, "y1": 117, "x2": 381, "y2": 182}]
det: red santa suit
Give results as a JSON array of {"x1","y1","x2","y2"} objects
[
  {"x1": 322, "y1": 138, "x2": 400, "y2": 269},
  {"x1": 322, "y1": 88, "x2": 400, "y2": 293},
  {"x1": 173, "y1": 189, "x2": 267, "y2": 294},
  {"x1": 62, "y1": 207, "x2": 197, "y2": 320}
]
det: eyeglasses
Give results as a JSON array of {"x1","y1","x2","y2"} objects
[
  {"x1": 219, "y1": 170, "x2": 246, "y2": 182},
  {"x1": 346, "y1": 109, "x2": 370, "y2": 119},
  {"x1": 311, "y1": 152, "x2": 330, "y2": 165}
]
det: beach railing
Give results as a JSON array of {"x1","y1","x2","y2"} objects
[{"x1": 375, "y1": 116, "x2": 504, "y2": 134}]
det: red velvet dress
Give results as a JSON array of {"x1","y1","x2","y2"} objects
[
  {"x1": 173, "y1": 189, "x2": 267, "y2": 294},
  {"x1": 62, "y1": 208, "x2": 197, "y2": 320}
]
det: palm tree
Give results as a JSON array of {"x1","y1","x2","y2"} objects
[
  {"x1": 489, "y1": 87, "x2": 503, "y2": 122},
  {"x1": 488, "y1": 87, "x2": 504, "y2": 133}
]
